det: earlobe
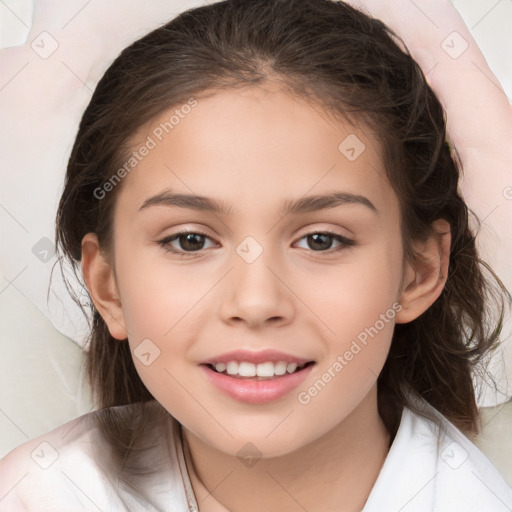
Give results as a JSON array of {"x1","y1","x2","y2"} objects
[
  {"x1": 395, "y1": 219, "x2": 451, "y2": 324},
  {"x1": 81, "y1": 233, "x2": 128, "y2": 340}
]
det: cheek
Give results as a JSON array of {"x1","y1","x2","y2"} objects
[
  {"x1": 303, "y1": 237, "x2": 403, "y2": 399},
  {"x1": 112, "y1": 244, "x2": 217, "y2": 403},
  {"x1": 113, "y1": 250, "x2": 200, "y2": 418},
  {"x1": 113, "y1": 238, "x2": 210, "y2": 339},
  {"x1": 310, "y1": 236, "x2": 404, "y2": 339},
  {"x1": 295, "y1": 282, "x2": 399, "y2": 432}
]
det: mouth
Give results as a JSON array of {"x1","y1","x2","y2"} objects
[
  {"x1": 204, "y1": 360, "x2": 315, "y2": 380},
  {"x1": 199, "y1": 350, "x2": 316, "y2": 404}
]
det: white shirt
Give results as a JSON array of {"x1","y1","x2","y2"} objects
[{"x1": 1, "y1": 399, "x2": 510, "y2": 511}]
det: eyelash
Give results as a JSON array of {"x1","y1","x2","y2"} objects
[{"x1": 157, "y1": 229, "x2": 356, "y2": 257}]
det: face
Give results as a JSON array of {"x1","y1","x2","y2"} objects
[{"x1": 97, "y1": 83, "x2": 409, "y2": 457}]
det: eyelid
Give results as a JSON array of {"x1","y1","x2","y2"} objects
[
  {"x1": 157, "y1": 228, "x2": 219, "y2": 253},
  {"x1": 294, "y1": 225, "x2": 354, "y2": 242},
  {"x1": 157, "y1": 226, "x2": 356, "y2": 256},
  {"x1": 293, "y1": 229, "x2": 356, "y2": 252}
]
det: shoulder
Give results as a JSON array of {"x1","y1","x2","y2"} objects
[
  {"x1": 427, "y1": 407, "x2": 512, "y2": 511},
  {"x1": 0, "y1": 401, "x2": 191, "y2": 511},
  {"x1": 364, "y1": 398, "x2": 512, "y2": 511},
  {"x1": 0, "y1": 409, "x2": 102, "y2": 511}
]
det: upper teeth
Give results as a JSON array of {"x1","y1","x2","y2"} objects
[{"x1": 214, "y1": 361, "x2": 304, "y2": 377}]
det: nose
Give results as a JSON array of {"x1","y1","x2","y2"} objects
[{"x1": 218, "y1": 246, "x2": 295, "y2": 329}]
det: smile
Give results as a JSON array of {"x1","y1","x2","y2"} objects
[
  {"x1": 208, "y1": 360, "x2": 313, "y2": 379},
  {"x1": 200, "y1": 350, "x2": 316, "y2": 403}
]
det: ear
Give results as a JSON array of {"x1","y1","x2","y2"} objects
[
  {"x1": 395, "y1": 219, "x2": 451, "y2": 324},
  {"x1": 81, "y1": 233, "x2": 128, "y2": 340}
]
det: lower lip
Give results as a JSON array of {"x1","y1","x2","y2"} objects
[{"x1": 200, "y1": 364, "x2": 314, "y2": 404}]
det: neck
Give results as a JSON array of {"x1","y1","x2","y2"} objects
[{"x1": 182, "y1": 386, "x2": 391, "y2": 512}]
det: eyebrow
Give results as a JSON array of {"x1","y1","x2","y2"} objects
[{"x1": 139, "y1": 190, "x2": 378, "y2": 217}]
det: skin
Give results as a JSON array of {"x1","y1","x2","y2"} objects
[{"x1": 81, "y1": 81, "x2": 450, "y2": 512}]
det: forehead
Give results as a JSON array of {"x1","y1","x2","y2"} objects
[{"x1": 115, "y1": 84, "x2": 394, "y2": 217}]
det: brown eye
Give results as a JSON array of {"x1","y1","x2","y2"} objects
[
  {"x1": 158, "y1": 231, "x2": 217, "y2": 255},
  {"x1": 295, "y1": 231, "x2": 355, "y2": 252},
  {"x1": 173, "y1": 233, "x2": 206, "y2": 251}
]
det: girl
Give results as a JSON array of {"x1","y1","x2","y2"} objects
[{"x1": 1, "y1": 0, "x2": 511, "y2": 510}]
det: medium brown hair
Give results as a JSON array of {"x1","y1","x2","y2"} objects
[{"x1": 55, "y1": 0, "x2": 509, "y2": 437}]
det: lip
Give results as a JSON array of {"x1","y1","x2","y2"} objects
[
  {"x1": 200, "y1": 349, "x2": 313, "y2": 366},
  {"x1": 200, "y1": 362, "x2": 315, "y2": 404}
]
